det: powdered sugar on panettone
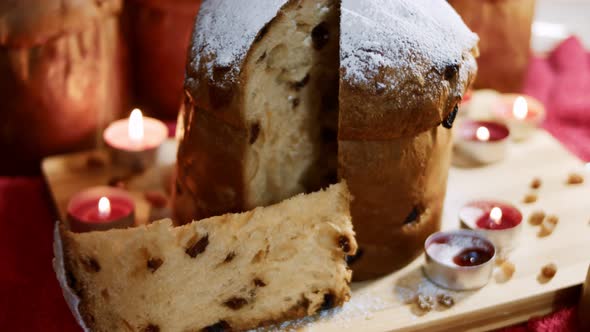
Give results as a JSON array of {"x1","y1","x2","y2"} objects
[
  {"x1": 340, "y1": 0, "x2": 478, "y2": 87},
  {"x1": 188, "y1": 0, "x2": 287, "y2": 86}
]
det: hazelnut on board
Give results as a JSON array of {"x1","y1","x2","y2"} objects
[
  {"x1": 500, "y1": 261, "x2": 516, "y2": 279},
  {"x1": 538, "y1": 220, "x2": 557, "y2": 238},
  {"x1": 528, "y1": 211, "x2": 545, "y2": 226},
  {"x1": 523, "y1": 193, "x2": 538, "y2": 204},
  {"x1": 541, "y1": 263, "x2": 557, "y2": 279},
  {"x1": 567, "y1": 173, "x2": 584, "y2": 185},
  {"x1": 530, "y1": 178, "x2": 542, "y2": 189}
]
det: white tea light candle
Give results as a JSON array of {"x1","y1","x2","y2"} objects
[{"x1": 104, "y1": 109, "x2": 168, "y2": 171}]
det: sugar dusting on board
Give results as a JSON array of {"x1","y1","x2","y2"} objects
[
  {"x1": 340, "y1": 0, "x2": 478, "y2": 86},
  {"x1": 253, "y1": 285, "x2": 391, "y2": 331},
  {"x1": 253, "y1": 268, "x2": 468, "y2": 331}
]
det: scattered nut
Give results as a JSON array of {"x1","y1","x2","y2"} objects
[
  {"x1": 546, "y1": 215, "x2": 559, "y2": 225},
  {"x1": 523, "y1": 193, "x2": 538, "y2": 204},
  {"x1": 530, "y1": 178, "x2": 542, "y2": 189},
  {"x1": 528, "y1": 211, "x2": 546, "y2": 226},
  {"x1": 416, "y1": 294, "x2": 434, "y2": 312},
  {"x1": 144, "y1": 191, "x2": 168, "y2": 208},
  {"x1": 567, "y1": 173, "x2": 584, "y2": 185},
  {"x1": 538, "y1": 220, "x2": 557, "y2": 238},
  {"x1": 500, "y1": 261, "x2": 516, "y2": 279},
  {"x1": 541, "y1": 263, "x2": 557, "y2": 279},
  {"x1": 495, "y1": 256, "x2": 506, "y2": 266},
  {"x1": 436, "y1": 294, "x2": 455, "y2": 308}
]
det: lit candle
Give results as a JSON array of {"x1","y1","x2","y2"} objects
[
  {"x1": 103, "y1": 109, "x2": 168, "y2": 171},
  {"x1": 459, "y1": 200, "x2": 523, "y2": 255},
  {"x1": 67, "y1": 187, "x2": 135, "y2": 233},
  {"x1": 454, "y1": 120, "x2": 510, "y2": 166},
  {"x1": 424, "y1": 230, "x2": 496, "y2": 290},
  {"x1": 492, "y1": 94, "x2": 545, "y2": 141}
]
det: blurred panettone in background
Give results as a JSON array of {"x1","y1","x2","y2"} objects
[
  {"x1": 124, "y1": 0, "x2": 202, "y2": 119},
  {"x1": 448, "y1": 0, "x2": 536, "y2": 93},
  {"x1": 0, "y1": 0, "x2": 129, "y2": 175}
]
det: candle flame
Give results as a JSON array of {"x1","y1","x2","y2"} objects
[
  {"x1": 513, "y1": 96, "x2": 528, "y2": 120},
  {"x1": 476, "y1": 126, "x2": 491, "y2": 142},
  {"x1": 490, "y1": 207, "x2": 503, "y2": 225},
  {"x1": 98, "y1": 197, "x2": 111, "y2": 219},
  {"x1": 128, "y1": 108, "x2": 144, "y2": 143}
]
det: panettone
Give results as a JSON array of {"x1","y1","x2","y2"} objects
[
  {"x1": 448, "y1": 0, "x2": 535, "y2": 92},
  {"x1": 56, "y1": 183, "x2": 356, "y2": 331},
  {"x1": 175, "y1": 0, "x2": 478, "y2": 280},
  {"x1": 0, "y1": 0, "x2": 128, "y2": 174}
]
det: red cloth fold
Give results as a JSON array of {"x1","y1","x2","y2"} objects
[
  {"x1": 1, "y1": 39, "x2": 589, "y2": 331},
  {"x1": 525, "y1": 36, "x2": 590, "y2": 161}
]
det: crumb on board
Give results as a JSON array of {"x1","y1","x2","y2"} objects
[
  {"x1": 436, "y1": 294, "x2": 455, "y2": 308},
  {"x1": 416, "y1": 294, "x2": 434, "y2": 312},
  {"x1": 530, "y1": 177, "x2": 542, "y2": 189}
]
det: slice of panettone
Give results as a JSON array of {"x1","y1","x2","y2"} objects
[{"x1": 55, "y1": 182, "x2": 356, "y2": 332}]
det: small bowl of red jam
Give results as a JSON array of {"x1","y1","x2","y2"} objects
[
  {"x1": 424, "y1": 230, "x2": 496, "y2": 290},
  {"x1": 459, "y1": 200, "x2": 523, "y2": 255}
]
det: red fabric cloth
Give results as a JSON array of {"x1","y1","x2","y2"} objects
[
  {"x1": 1, "y1": 40, "x2": 589, "y2": 331},
  {"x1": 0, "y1": 178, "x2": 79, "y2": 331},
  {"x1": 524, "y1": 37, "x2": 590, "y2": 161}
]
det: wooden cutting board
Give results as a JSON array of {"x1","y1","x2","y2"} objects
[{"x1": 43, "y1": 130, "x2": 590, "y2": 331}]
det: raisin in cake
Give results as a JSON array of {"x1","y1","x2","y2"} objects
[
  {"x1": 56, "y1": 183, "x2": 356, "y2": 332},
  {"x1": 175, "y1": 0, "x2": 478, "y2": 280}
]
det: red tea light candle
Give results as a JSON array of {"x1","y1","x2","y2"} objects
[
  {"x1": 460, "y1": 200, "x2": 523, "y2": 254},
  {"x1": 104, "y1": 109, "x2": 168, "y2": 170},
  {"x1": 492, "y1": 94, "x2": 545, "y2": 141},
  {"x1": 455, "y1": 120, "x2": 510, "y2": 165},
  {"x1": 424, "y1": 230, "x2": 496, "y2": 290},
  {"x1": 67, "y1": 186, "x2": 135, "y2": 233}
]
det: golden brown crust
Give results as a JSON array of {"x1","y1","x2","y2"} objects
[
  {"x1": 339, "y1": 127, "x2": 453, "y2": 280},
  {"x1": 0, "y1": 0, "x2": 122, "y2": 47},
  {"x1": 339, "y1": 48, "x2": 478, "y2": 140}
]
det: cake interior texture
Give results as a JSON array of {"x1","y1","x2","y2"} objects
[
  {"x1": 243, "y1": 0, "x2": 340, "y2": 205},
  {"x1": 175, "y1": 0, "x2": 341, "y2": 222},
  {"x1": 59, "y1": 183, "x2": 356, "y2": 332}
]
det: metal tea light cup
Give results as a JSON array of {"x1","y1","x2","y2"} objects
[{"x1": 424, "y1": 230, "x2": 496, "y2": 291}]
